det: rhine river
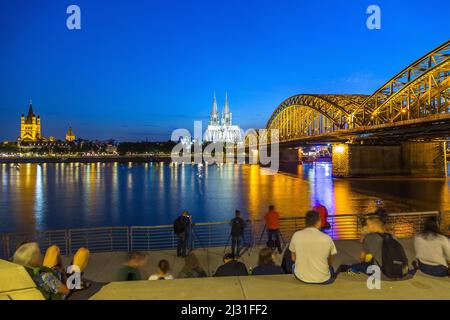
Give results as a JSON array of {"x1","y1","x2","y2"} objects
[{"x1": 0, "y1": 162, "x2": 449, "y2": 232}]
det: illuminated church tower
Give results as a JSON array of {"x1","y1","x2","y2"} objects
[
  {"x1": 66, "y1": 127, "x2": 76, "y2": 142},
  {"x1": 20, "y1": 100, "x2": 42, "y2": 141}
]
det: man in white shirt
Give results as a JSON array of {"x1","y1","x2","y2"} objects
[{"x1": 289, "y1": 210, "x2": 337, "y2": 284}]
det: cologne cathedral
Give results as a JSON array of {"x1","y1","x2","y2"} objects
[{"x1": 204, "y1": 93, "x2": 242, "y2": 143}]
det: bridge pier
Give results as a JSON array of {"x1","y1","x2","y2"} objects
[
  {"x1": 401, "y1": 141, "x2": 447, "y2": 177},
  {"x1": 332, "y1": 142, "x2": 447, "y2": 178},
  {"x1": 279, "y1": 147, "x2": 301, "y2": 163}
]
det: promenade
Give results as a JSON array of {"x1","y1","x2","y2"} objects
[
  {"x1": 72, "y1": 238, "x2": 450, "y2": 300},
  {"x1": 2, "y1": 238, "x2": 450, "y2": 300}
]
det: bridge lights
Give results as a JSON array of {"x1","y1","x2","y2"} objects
[{"x1": 334, "y1": 145, "x2": 346, "y2": 154}]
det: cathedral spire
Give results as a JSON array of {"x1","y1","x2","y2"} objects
[
  {"x1": 210, "y1": 93, "x2": 219, "y2": 125},
  {"x1": 26, "y1": 99, "x2": 35, "y2": 120},
  {"x1": 211, "y1": 93, "x2": 218, "y2": 115},
  {"x1": 223, "y1": 92, "x2": 229, "y2": 115}
]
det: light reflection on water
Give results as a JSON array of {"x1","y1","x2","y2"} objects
[{"x1": 0, "y1": 162, "x2": 449, "y2": 233}]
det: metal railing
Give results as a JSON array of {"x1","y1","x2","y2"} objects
[{"x1": 1, "y1": 211, "x2": 447, "y2": 260}]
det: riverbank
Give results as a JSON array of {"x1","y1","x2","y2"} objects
[{"x1": 0, "y1": 155, "x2": 173, "y2": 164}]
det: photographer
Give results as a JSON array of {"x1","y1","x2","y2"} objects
[
  {"x1": 229, "y1": 210, "x2": 246, "y2": 258},
  {"x1": 173, "y1": 210, "x2": 192, "y2": 257}
]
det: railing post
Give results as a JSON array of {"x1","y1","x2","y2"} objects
[
  {"x1": 127, "y1": 226, "x2": 131, "y2": 252},
  {"x1": 1, "y1": 233, "x2": 5, "y2": 260},
  {"x1": 110, "y1": 228, "x2": 113, "y2": 252},
  {"x1": 67, "y1": 230, "x2": 72, "y2": 256},
  {"x1": 65, "y1": 230, "x2": 70, "y2": 256},
  {"x1": 5, "y1": 234, "x2": 10, "y2": 260}
]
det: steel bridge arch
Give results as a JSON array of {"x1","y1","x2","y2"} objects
[
  {"x1": 265, "y1": 94, "x2": 368, "y2": 141},
  {"x1": 351, "y1": 40, "x2": 450, "y2": 125}
]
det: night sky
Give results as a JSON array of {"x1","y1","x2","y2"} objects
[{"x1": 0, "y1": 0, "x2": 449, "y2": 141}]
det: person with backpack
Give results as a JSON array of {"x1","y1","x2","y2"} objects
[
  {"x1": 173, "y1": 210, "x2": 192, "y2": 257},
  {"x1": 230, "y1": 210, "x2": 246, "y2": 258},
  {"x1": 346, "y1": 215, "x2": 411, "y2": 280}
]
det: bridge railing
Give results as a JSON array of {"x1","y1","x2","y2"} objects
[{"x1": 0, "y1": 211, "x2": 446, "y2": 260}]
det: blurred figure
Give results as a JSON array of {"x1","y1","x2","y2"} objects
[
  {"x1": 264, "y1": 205, "x2": 282, "y2": 253},
  {"x1": 13, "y1": 242, "x2": 70, "y2": 300},
  {"x1": 149, "y1": 259, "x2": 174, "y2": 280},
  {"x1": 117, "y1": 251, "x2": 148, "y2": 281},
  {"x1": 252, "y1": 247, "x2": 285, "y2": 276},
  {"x1": 230, "y1": 209, "x2": 246, "y2": 258},
  {"x1": 173, "y1": 210, "x2": 192, "y2": 257},
  {"x1": 214, "y1": 253, "x2": 248, "y2": 277},
  {"x1": 414, "y1": 216, "x2": 450, "y2": 277},
  {"x1": 373, "y1": 199, "x2": 388, "y2": 224},
  {"x1": 178, "y1": 252, "x2": 207, "y2": 278},
  {"x1": 312, "y1": 201, "x2": 330, "y2": 231}
]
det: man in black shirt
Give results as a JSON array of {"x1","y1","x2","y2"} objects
[
  {"x1": 214, "y1": 253, "x2": 248, "y2": 277},
  {"x1": 173, "y1": 210, "x2": 192, "y2": 257},
  {"x1": 230, "y1": 210, "x2": 246, "y2": 258}
]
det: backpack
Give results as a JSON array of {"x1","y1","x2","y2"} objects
[
  {"x1": 173, "y1": 216, "x2": 186, "y2": 234},
  {"x1": 377, "y1": 233, "x2": 409, "y2": 279}
]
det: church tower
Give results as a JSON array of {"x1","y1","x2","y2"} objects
[
  {"x1": 20, "y1": 100, "x2": 42, "y2": 142},
  {"x1": 221, "y1": 92, "x2": 232, "y2": 126},
  {"x1": 66, "y1": 126, "x2": 76, "y2": 142},
  {"x1": 209, "y1": 93, "x2": 219, "y2": 126}
]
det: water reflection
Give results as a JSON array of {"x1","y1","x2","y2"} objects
[{"x1": 0, "y1": 162, "x2": 448, "y2": 233}]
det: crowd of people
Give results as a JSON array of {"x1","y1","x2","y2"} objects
[{"x1": 9, "y1": 202, "x2": 450, "y2": 300}]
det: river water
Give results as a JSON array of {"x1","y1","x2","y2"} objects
[{"x1": 0, "y1": 162, "x2": 449, "y2": 232}]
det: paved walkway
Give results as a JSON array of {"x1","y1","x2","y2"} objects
[
  {"x1": 2, "y1": 238, "x2": 450, "y2": 299},
  {"x1": 59, "y1": 238, "x2": 450, "y2": 300},
  {"x1": 91, "y1": 272, "x2": 450, "y2": 300},
  {"x1": 62, "y1": 238, "x2": 414, "y2": 283}
]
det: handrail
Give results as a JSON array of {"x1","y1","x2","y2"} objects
[{"x1": 0, "y1": 211, "x2": 445, "y2": 260}]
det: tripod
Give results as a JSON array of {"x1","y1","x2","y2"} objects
[
  {"x1": 223, "y1": 233, "x2": 250, "y2": 257},
  {"x1": 249, "y1": 223, "x2": 287, "y2": 256},
  {"x1": 188, "y1": 223, "x2": 208, "y2": 253}
]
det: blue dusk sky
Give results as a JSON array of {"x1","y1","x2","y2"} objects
[{"x1": 0, "y1": 0, "x2": 449, "y2": 141}]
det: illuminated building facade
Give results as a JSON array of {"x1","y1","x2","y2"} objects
[
  {"x1": 20, "y1": 101, "x2": 42, "y2": 142},
  {"x1": 66, "y1": 127, "x2": 76, "y2": 142},
  {"x1": 204, "y1": 93, "x2": 242, "y2": 143}
]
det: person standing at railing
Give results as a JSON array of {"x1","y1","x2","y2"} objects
[
  {"x1": 173, "y1": 210, "x2": 192, "y2": 257},
  {"x1": 373, "y1": 199, "x2": 388, "y2": 225},
  {"x1": 312, "y1": 201, "x2": 330, "y2": 231},
  {"x1": 265, "y1": 205, "x2": 282, "y2": 254},
  {"x1": 230, "y1": 210, "x2": 246, "y2": 258}
]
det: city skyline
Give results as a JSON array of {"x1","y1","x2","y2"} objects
[{"x1": 1, "y1": 0, "x2": 449, "y2": 141}]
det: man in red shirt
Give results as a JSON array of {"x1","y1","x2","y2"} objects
[
  {"x1": 313, "y1": 202, "x2": 330, "y2": 231},
  {"x1": 264, "y1": 205, "x2": 282, "y2": 253}
]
